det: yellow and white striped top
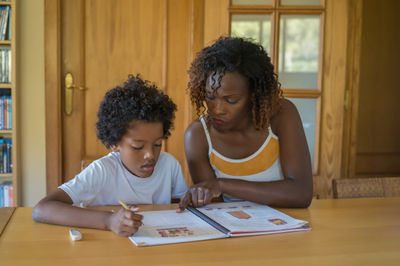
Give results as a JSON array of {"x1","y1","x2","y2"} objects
[{"x1": 200, "y1": 116, "x2": 284, "y2": 200}]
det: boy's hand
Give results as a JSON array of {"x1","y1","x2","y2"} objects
[
  {"x1": 106, "y1": 207, "x2": 143, "y2": 237},
  {"x1": 178, "y1": 180, "x2": 221, "y2": 211}
]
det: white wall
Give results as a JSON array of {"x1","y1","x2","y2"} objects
[{"x1": 17, "y1": 0, "x2": 46, "y2": 206}]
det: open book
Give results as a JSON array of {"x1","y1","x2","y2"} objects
[{"x1": 129, "y1": 201, "x2": 310, "y2": 246}]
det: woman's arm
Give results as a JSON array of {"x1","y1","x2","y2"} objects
[
  {"x1": 32, "y1": 189, "x2": 143, "y2": 236},
  {"x1": 181, "y1": 121, "x2": 222, "y2": 208},
  {"x1": 181, "y1": 100, "x2": 313, "y2": 208}
]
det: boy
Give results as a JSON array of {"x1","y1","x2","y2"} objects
[{"x1": 32, "y1": 74, "x2": 188, "y2": 236}]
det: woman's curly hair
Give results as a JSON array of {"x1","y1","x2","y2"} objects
[
  {"x1": 96, "y1": 74, "x2": 177, "y2": 149},
  {"x1": 188, "y1": 36, "x2": 282, "y2": 129}
]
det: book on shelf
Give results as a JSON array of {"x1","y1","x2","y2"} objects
[
  {"x1": 0, "y1": 49, "x2": 11, "y2": 83},
  {"x1": 0, "y1": 95, "x2": 2, "y2": 128},
  {"x1": 0, "y1": 5, "x2": 10, "y2": 41},
  {"x1": 0, "y1": 137, "x2": 12, "y2": 173},
  {"x1": 0, "y1": 181, "x2": 13, "y2": 207},
  {"x1": 0, "y1": 94, "x2": 11, "y2": 129},
  {"x1": 129, "y1": 201, "x2": 310, "y2": 247}
]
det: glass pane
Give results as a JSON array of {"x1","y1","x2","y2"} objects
[
  {"x1": 278, "y1": 15, "x2": 320, "y2": 89},
  {"x1": 232, "y1": 0, "x2": 272, "y2": 5},
  {"x1": 281, "y1": 0, "x2": 321, "y2": 6},
  {"x1": 231, "y1": 14, "x2": 272, "y2": 54},
  {"x1": 287, "y1": 98, "x2": 317, "y2": 169}
]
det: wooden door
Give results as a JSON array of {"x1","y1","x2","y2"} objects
[
  {"x1": 45, "y1": 0, "x2": 200, "y2": 191},
  {"x1": 61, "y1": 0, "x2": 168, "y2": 182},
  {"x1": 343, "y1": 0, "x2": 400, "y2": 179}
]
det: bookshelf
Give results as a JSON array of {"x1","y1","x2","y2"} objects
[{"x1": 0, "y1": 0, "x2": 17, "y2": 207}]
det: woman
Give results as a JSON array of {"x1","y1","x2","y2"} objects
[{"x1": 180, "y1": 37, "x2": 312, "y2": 209}]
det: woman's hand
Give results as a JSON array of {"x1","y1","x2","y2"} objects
[
  {"x1": 106, "y1": 207, "x2": 143, "y2": 237},
  {"x1": 178, "y1": 179, "x2": 222, "y2": 211}
]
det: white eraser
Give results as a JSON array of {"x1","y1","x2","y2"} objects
[{"x1": 69, "y1": 229, "x2": 82, "y2": 241}]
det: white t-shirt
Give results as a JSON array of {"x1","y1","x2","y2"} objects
[{"x1": 59, "y1": 152, "x2": 188, "y2": 206}]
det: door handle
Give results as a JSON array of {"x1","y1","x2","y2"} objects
[{"x1": 65, "y1": 72, "x2": 85, "y2": 115}]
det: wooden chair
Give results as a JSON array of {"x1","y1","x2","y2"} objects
[{"x1": 333, "y1": 177, "x2": 400, "y2": 198}]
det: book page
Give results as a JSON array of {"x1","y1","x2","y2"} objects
[
  {"x1": 197, "y1": 201, "x2": 309, "y2": 235},
  {"x1": 129, "y1": 209, "x2": 227, "y2": 246}
]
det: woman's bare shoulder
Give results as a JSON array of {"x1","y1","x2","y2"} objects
[
  {"x1": 185, "y1": 120, "x2": 204, "y2": 139},
  {"x1": 271, "y1": 98, "x2": 302, "y2": 135},
  {"x1": 184, "y1": 119, "x2": 209, "y2": 156},
  {"x1": 277, "y1": 98, "x2": 299, "y2": 115}
]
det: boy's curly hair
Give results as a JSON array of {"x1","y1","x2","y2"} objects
[
  {"x1": 96, "y1": 74, "x2": 177, "y2": 149},
  {"x1": 188, "y1": 36, "x2": 282, "y2": 129}
]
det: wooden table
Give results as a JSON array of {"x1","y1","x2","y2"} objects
[
  {"x1": 1, "y1": 198, "x2": 399, "y2": 266},
  {"x1": 0, "y1": 207, "x2": 15, "y2": 237}
]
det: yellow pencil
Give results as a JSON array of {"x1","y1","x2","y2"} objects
[
  {"x1": 119, "y1": 200, "x2": 130, "y2": 210},
  {"x1": 119, "y1": 200, "x2": 144, "y2": 226}
]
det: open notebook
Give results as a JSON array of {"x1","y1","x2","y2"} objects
[{"x1": 129, "y1": 201, "x2": 310, "y2": 247}]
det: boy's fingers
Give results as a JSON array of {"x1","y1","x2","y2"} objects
[
  {"x1": 121, "y1": 226, "x2": 139, "y2": 236},
  {"x1": 122, "y1": 218, "x2": 134, "y2": 227},
  {"x1": 130, "y1": 206, "x2": 139, "y2": 212},
  {"x1": 123, "y1": 218, "x2": 142, "y2": 227},
  {"x1": 122, "y1": 210, "x2": 143, "y2": 227},
  {"x1": 123, "y1": 210, "x2": 143, "y2": 221},
  {"x1": 133, "y1": 213, "x2": 143, "y2": 221}
]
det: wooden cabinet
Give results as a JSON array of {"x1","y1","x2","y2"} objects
[{"x1": 0, "y1": 0, "x2": 17, "y2": 206}]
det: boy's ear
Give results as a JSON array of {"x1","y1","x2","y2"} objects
[{"x1": 110, "y1": 144, "x2": 119, "y2": 152}]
